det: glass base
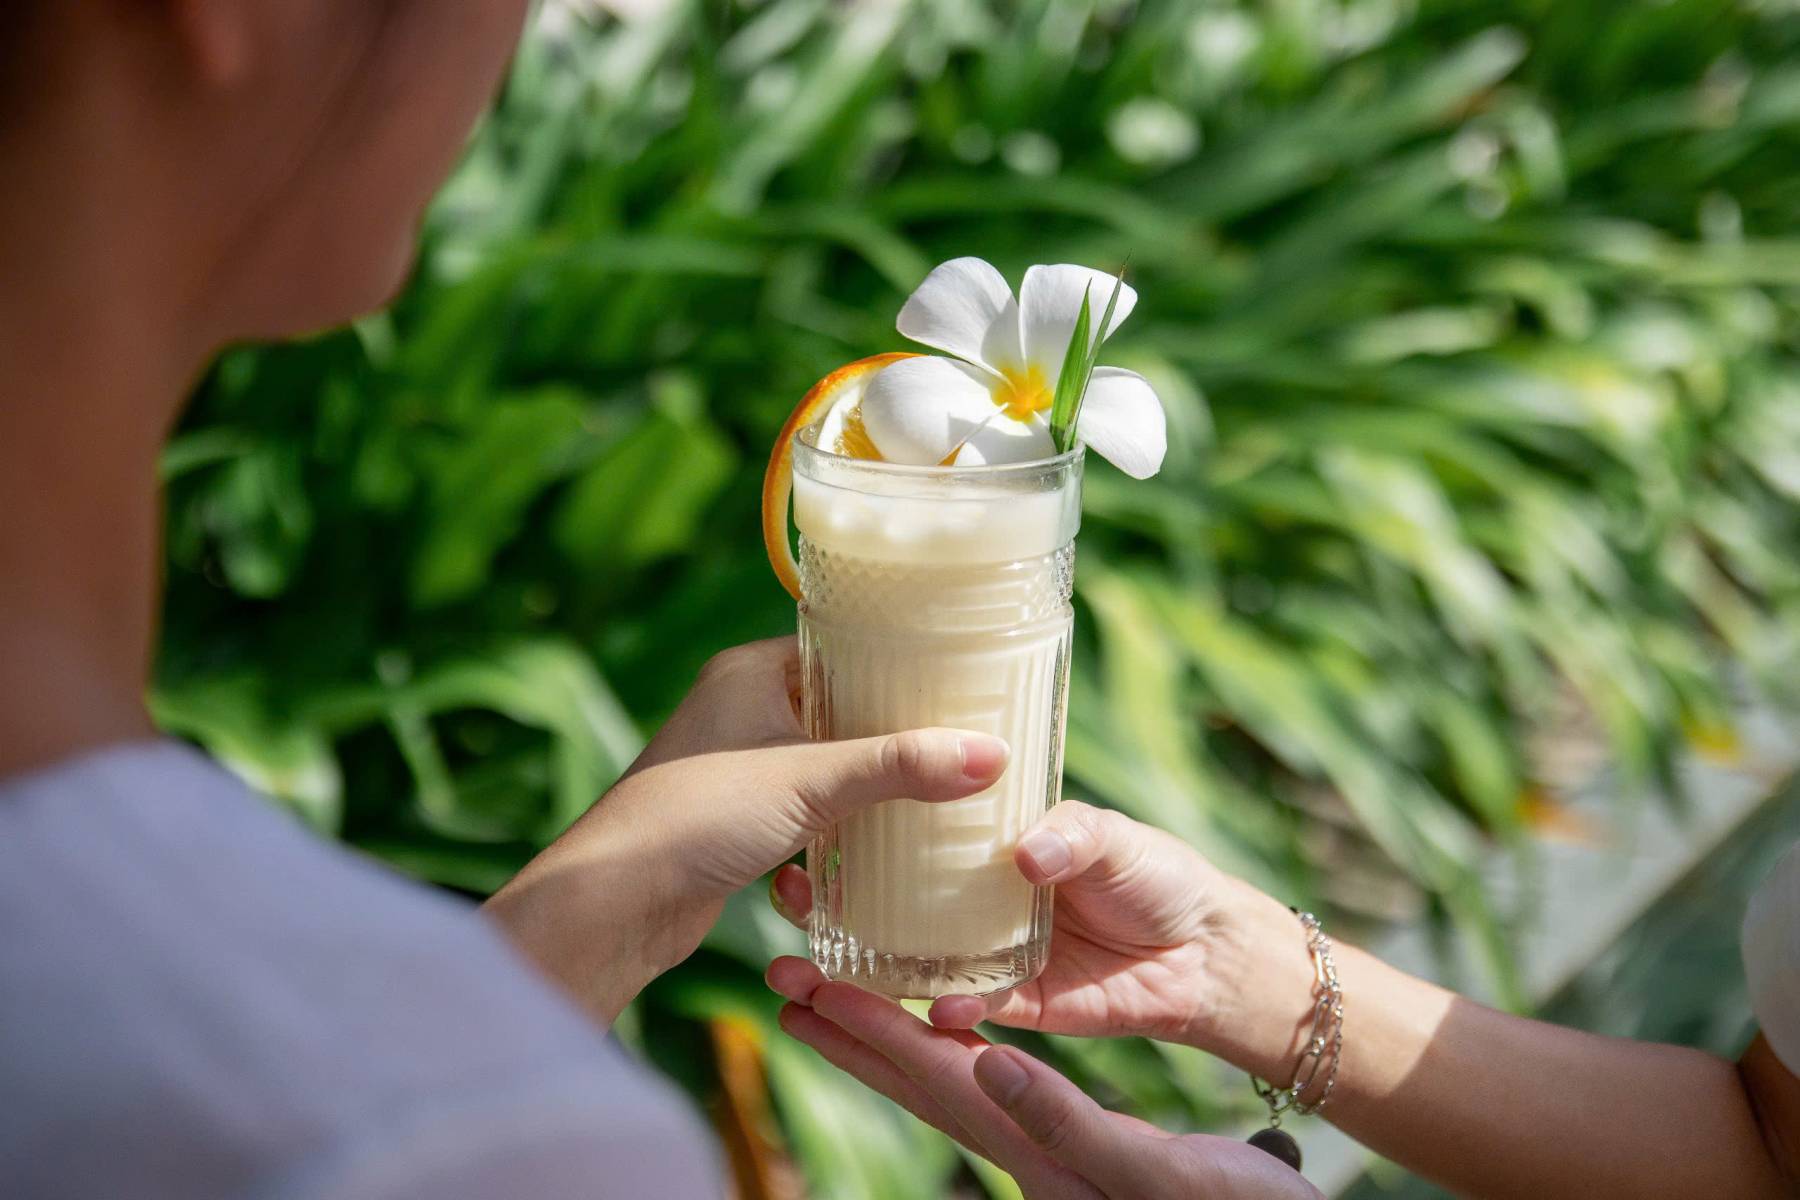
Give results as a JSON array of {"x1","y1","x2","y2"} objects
[{"x1": 810, "y1": 923, "x2": 1050, "y2": 1000}]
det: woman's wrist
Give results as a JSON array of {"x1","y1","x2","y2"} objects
[
  {"x1": 484, "y1": 810, "x2": 703, "y2": 1026},
  {"x1": 1188, "y1": 886, "x2": 1463, "y2": 1132},
  {"x1": 1183, "y1": 878, "x2": 1329, "y2": 1083}
]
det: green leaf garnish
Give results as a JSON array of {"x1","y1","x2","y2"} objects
[
  {"x1": 1048, "y1": 290, "x2": 1093, "y2": 452},
  {"x1": 1048, "y1": 270, "x2": 1127, "y2": 454}
]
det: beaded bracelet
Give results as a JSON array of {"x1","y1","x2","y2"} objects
[{"x1": 1246, "y1": 908, "x2": 1343, "y2": 1172}]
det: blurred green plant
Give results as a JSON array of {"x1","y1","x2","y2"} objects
[{"x1": 156, "y1": 0, "x2": 1800, "y2": 1195}]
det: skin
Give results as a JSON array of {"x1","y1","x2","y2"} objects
[
  {"x1": 0, "y1": 2, "x2": 1012, "y2": 1038},
  {"x1": 767, "y1": 801, "x2": 1800, "y2": 1199},
  {"x1": 15, "y1": 8, "x2": 1791, "y2": 1196},
  {"x1": 0, "y1": 0, "x2": 533, "y2": 779},
  {"x1": 772, "y1": 977, "x2": 1323, "y2": 1200},
  {"x1": 485, "y1": 639, "x2": 1010, "y2": 1025}
]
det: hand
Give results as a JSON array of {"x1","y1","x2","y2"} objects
[
  {"x1": 769, "y1": 799, "x2": 1311, "y2": 1070},
  {"x1": 764, "y1": 962, "x2": 1324, "y2": 1199},
  {"x1": 485, "y1": 637, "x2": 1010, "y2": 1024}
]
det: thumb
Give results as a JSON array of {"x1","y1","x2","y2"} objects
[
  {"x1": 973, "y1": 1047, "x2": 1137, "y2": 1187},
  {"x1": 785, "y1": 728, "x2": 1009, "y2": 825},
  {"x1": 1014, "y1": 800, "x2": 1153, "y2": 886}
]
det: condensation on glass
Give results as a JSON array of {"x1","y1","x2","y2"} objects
[{"x1": 792, "y1": 429, "x2": 1081, "y2": 998}]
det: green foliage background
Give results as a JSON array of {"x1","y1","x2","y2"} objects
[{"x1": 156, "y1": 0, "x2": 1800, "y2": 1194}]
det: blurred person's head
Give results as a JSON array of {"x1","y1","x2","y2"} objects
[
  {"x1": 0, "y1": 1, "x2": 531, "y2": 771},
  {"x1": 1, "y1": 0, "x2": 528, "y2": 362}
]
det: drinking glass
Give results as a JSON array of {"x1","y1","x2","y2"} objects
[{"x1": 793, "y1": 429, "x2": 1082, "y2": 998}]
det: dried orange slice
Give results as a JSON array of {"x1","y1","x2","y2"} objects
[{"x1": 762, "y1": 352, "x2": 917, "y2": 599}]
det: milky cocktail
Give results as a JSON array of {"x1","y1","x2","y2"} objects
[
  {"x1": 761, "y1": 256, "x2": 1166, "y2": 1000},
  {"x1": 793, "y1": 433, "x2": 1081, "y2": 997}
]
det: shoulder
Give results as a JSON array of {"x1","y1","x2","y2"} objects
[
  {"x1": 259, "y1": 1043, "x2": 722, "y2": 1200},
  {"x1": 0, "y1": 741, "x2": 719, "y2": 1200},
  {"x1": 1744, "y1": 842, "x2": 1800, "y2": 1074}
]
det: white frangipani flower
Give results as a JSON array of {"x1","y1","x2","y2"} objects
[{"x1": 858, "y1": 257, "x2": 1167, "y2": 478}]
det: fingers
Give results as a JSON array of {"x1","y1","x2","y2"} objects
[
  {"x1": 1015, "y1": 802, "x2": 1123, "y2": 888},
  {"x1": 786, "y1": 729, "x2": 1009, "y2": 825},
  {"x1": 976, "y1": 1040, "x2": 1327, "y2": 1199},
  {"x1": 928, "y1": 993, "x2": 1003, "y2": 1030},
  {"x1": 805, "y1": 983, "x2": 1100, "y2": 1199},
  {"x1": 972, "y1": 1046, "x2": 1139, "y2": 1190},
  {"x1": 926, "y1": 979, "x2": 1039, "y2": 1033},
  {"x1": 1014, "y1": 800, "x2": 1136, "y2": 886},
  {"x1": 697, "y1": 636, "x2": 800, "y2": 682},
  {"x1": 625, "y1": 638, "x2": 804, "y2": 777},
  {"x1": 702, "y1": 637, "x2": 806, "y2": 738},
  {"x1": 765, "y1": 955, "x2": 827, "y2": 1004},
  {"x1": 777, "y1": 1003, "x2": 979, "y2": 1150},
  {"x1": 769, "y1": 864, "x2": 811, "y2": 929},
  {"x1": 766, "y1": 960, "x2": 991, "y2": 1164},
  {"x1": 635, "y1": 726, "x2": 1008, "y2": 894}
]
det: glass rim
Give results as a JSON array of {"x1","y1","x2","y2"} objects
[{"x1": 794, "y1": 422, "x2": 1084, "y2": 480}]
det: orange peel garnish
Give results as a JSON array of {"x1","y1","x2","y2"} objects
[{"x1": 761, "y1": 352, "x2": 917, "y2": 600}]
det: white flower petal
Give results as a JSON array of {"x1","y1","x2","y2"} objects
[
  {"x1": 1019, "y1": 264, "x2": 1139, "y2": 382},
  {"x1": 861, "y1": 355, "x2": 1001, "y2": 465},
  {"x1": 952, "y1": 412, "x2": 1056, "y2": 466},
  {"x1": 980, "y1": 294, "x2": 1025, "y2": 373},
  {"x1": 1076, "y1": 367, "x2": 1165, "y2": 479},
  {"x1": 897, "y1": 257, "x2": 1018, "y2": 372},
  {"x1": 815, "y1": 386, "x2": 858, "y2": 452}
]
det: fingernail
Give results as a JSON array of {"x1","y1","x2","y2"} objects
[
  {"x1": 1020, "y1": 829, "x2": 1072, "y2": 878},
  {"x1": 959, "y1": 735, "x2": 1010, "y2": 783},
  {"x1": 768, "y1": 875, "x2": 797, "y2": 923},
  {"x1": 977, "y1": 1048, "x2": 1030, "y2": 1106}
]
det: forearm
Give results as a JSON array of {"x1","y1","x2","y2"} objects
[
  {"x1": 483, "y1": 803, "x2": 705, "y2": 1028},
  {"x1": 482, "y1": 877, "x2": 654, "y2": 1028},
  {"x1": 1200, "y1": 885, "x2": 1790, "y2": 1199}
]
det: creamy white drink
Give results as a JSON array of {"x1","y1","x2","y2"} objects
[
  {"x1": 764, "y1": 257, "x2": 1166, "y2": 996},
  {"x1": 794, "y1": 431, "x2": 1081, "y2": 998}
]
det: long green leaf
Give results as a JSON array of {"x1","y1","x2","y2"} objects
[
  {"x1": 1050, "y1": 271, "x2": 1127, "y2": 452},
  {"x1": 1048, "y1": 286, "x2": 1092, "y2": 451}
]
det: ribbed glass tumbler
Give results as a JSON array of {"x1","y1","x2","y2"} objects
[{"x1": 792, "y1": 432, "x2": 1082, "y2": 999}]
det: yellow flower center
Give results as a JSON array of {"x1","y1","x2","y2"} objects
[{"x1": 992, "y1": 364, "x2": 1051, "y2": 421}]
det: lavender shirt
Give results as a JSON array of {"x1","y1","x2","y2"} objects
[{"x1": 0, "y1": 741, "x2": 720, "y2": 1199}]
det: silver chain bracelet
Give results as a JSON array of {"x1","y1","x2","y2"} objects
[{"x1": 1246, "y1": 908, "x2": 1344, "y2": 1172}]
